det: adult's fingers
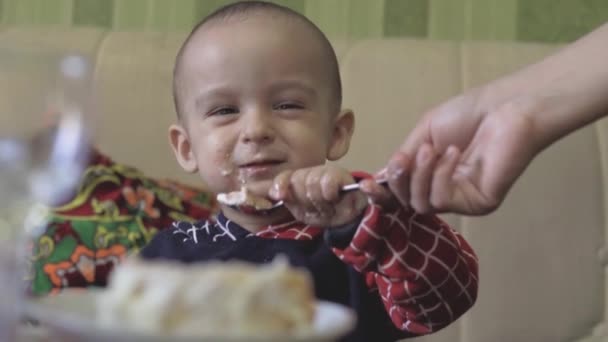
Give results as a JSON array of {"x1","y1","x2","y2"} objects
[
  {"x1": 386, "y1": 151, "x2": 413, "y2": 209},
  {"x1": 409, "y1": 144, "x2": 439, "y2": 213},
  {"x1": 429, "y1": 145, "x2": 461, "y2": 212}
]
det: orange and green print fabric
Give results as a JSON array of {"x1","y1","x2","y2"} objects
[{"x1": 28, "y1": 149, "x2": 217, "y2": 295}]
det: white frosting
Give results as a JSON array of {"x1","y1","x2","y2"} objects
[
  {"x1": 220, "y1": 168, "x2": 233, "y2": 176},
  {"x1": 216, "y1": 186, "x2": 274, "y2": 210}
]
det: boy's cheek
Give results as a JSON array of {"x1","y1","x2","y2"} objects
[
  {"x1": 194, "y1": 143, "x2": 238, "y2": 192},
  {"x1": 197, "y1": 170, "x2": 233, "y2": 194},
  {"x1": 196, "y1": 155, "x2": 239, "y2": 193}
]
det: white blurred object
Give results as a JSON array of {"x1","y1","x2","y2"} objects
[
  {"x1": 29, "y1": 54, "x2": 92, "y2": 207},
  {"x1": 60, "y1": 54, "x2": 88, "y2": 80},
  {"x1": 0, "y1": 242, "x2": 19, "y2": 341},
  {"x1": 28, "y1": 111, "x2": 88, "y2": 207},
  {"x1": 0, "y1": 52, "x2": 94, "y2": 342}
]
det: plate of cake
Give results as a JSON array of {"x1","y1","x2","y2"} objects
[{"x1": 24, "y1": 258, "x2": 355, "y2": 342}]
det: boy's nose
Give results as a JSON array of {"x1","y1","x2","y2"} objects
[{"x1": 241, "y1": 110, "x2": 275, "y2": 144}]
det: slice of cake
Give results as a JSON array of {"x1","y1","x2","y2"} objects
[{"x1": 97, "y1": 258, "x2": 315, "y2": 338}]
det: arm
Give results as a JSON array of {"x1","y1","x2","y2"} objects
[
  {"x1": 329, "y1": 204, "x2": 478, "y2": 335},
  {"x1": 387, "y1": 22, "x2": 608, "y2": 215},
  {"x1": 482, "y1": 22, "x2": 608, "y2": 148},
  {"x1": 269, "y1": 166, "x2": 478, "y2": 334}
]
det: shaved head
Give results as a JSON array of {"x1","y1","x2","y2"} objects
[{"x1": 172, "y1": 1, "x2": 342, "y2": 118}]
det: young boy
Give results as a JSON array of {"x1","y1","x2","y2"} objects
[{"x1": 141, "y1": 1, "x2": 478, "y2": 341}]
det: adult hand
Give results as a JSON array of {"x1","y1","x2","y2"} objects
[{"x1": 384, "y1": 89, "x2": 546, "y2": 215}]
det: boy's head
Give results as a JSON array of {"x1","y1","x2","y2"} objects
[{"x1": 169, "y1": 1, "x2": 355, "y2": 197}]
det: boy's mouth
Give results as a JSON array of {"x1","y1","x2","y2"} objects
[{"x1": 238, "y1": 159, "x2": 284, "y2": 178}]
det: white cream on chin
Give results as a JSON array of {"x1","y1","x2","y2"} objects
[{"x1": 220, "y1": 168, "x2": 233, "y2": 176}]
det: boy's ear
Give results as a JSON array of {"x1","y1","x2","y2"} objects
[
  {"x1": 169, "y1": 123, "x2": 198, "y2": 173},
  {"x1": 327, "y1": 109, "x2": 355, "y2": 161}
]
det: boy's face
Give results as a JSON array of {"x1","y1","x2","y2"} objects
[{"x1": 170, "y1": 17, "x2": 354, "y2": 196}]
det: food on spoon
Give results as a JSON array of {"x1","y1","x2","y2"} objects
[
  {"x1": 97, "y1": 258, "x2": 315, "y2": 337},
  {"x1": 216, "y1": 186, "x2": 274, "y2": 210}
]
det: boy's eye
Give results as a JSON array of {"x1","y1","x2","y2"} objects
[
  {"x1": 210, "y1": 107, "x2": 238, "y2": 116},
  {"x1": 274, "y1": 102, "x2": 303, "y2": 111}
]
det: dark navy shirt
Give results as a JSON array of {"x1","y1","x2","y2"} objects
[{"x1": 140, "y1": 212, "x2": 407, "y2": 341}]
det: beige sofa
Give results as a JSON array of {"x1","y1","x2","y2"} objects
[{"x1": 1, "y1": 28, "x2": 606, "y2": 342}]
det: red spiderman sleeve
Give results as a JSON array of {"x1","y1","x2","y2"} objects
[{"x1": 331, "y1": 172, "x2": 478, "y2": 335}]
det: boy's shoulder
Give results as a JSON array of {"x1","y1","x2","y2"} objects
[
  {"x1": 141, "y1": 218, "x2": 219, "y2": 252},
  {"x1": 140, "y1": 217, "x2": 228, "y2": 260},
  {"x1": 165, "y1": 216, "x2": 226, "y2": 242}
]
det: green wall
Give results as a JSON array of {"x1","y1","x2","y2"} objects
[{"x1": 1, "y1": 0, "x2": 607, "y2": 42}]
